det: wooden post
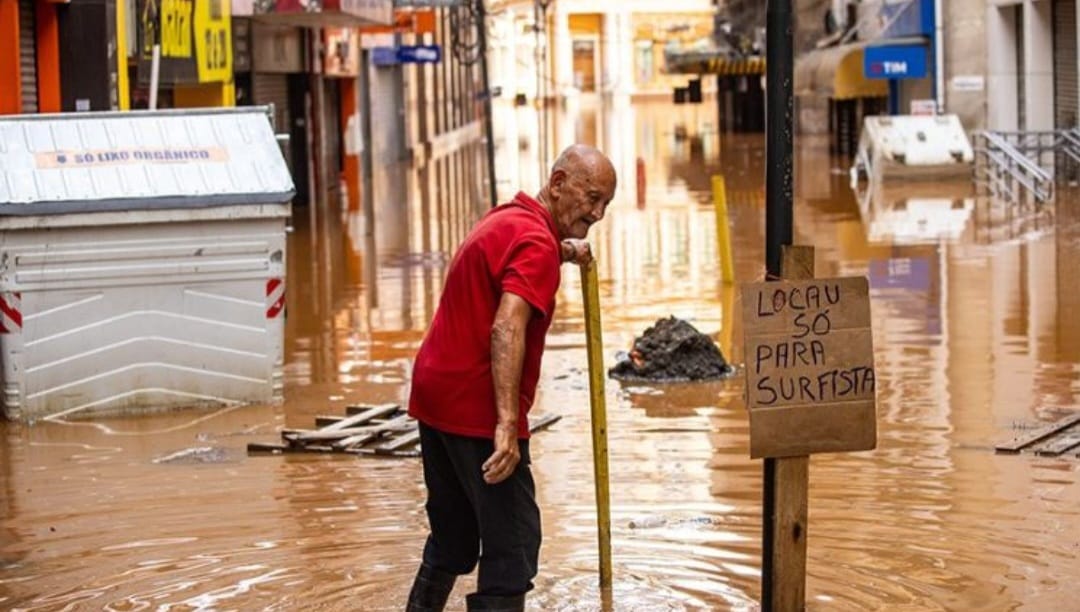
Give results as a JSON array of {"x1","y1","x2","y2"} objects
[
  {"x1": 765, "y1": 244, "x2": 813, "y2": 611},
  {"x1": 581, "y1": 259, "x2": 613, "y2": 590}
]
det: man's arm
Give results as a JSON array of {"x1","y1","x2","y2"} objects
[{"x1": 482, "y1": 291, "x2": 532, "y2": 484}]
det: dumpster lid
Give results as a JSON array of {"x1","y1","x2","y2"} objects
[{"x1": 0, "y1": 107, "x2": 295, "y2": 216}]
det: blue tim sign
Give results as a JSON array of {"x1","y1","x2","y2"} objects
[
  {"x1": 397, "y1": 45, "x2": 442, "y2": 64},
  {"x1": 864, "y1": 44, "x2": 928, "y2": 79}
]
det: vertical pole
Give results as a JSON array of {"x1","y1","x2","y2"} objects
[
  {"x1": 580, "y1": 260, "x2": 612, "y2": 590},
  {"x1": 712, "y1": 174, "x2": 734, "y2": 284},
  {"x1": 763, "y1": 1, "x2": 795, "y2": 611},
  {"x1": 115, "y1": 0, "x2": 129, "y2": 110},
  {"x1": 477, "y1": 0, "x2": 498, "y2": 208},
  {"x1": 149, "y1": 44, "x2": 161, "y2": 110},
  {"x1": 765, "y1": 0, "x2": 794, "y2": 279},
  {"x1": 768, "y1": 246, "x2": 813, "y2": 612}
]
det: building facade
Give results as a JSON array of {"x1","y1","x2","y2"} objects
[
  {"x1": 987, "y1": 0, "x2": 1079, "y2": 133},
  {"x1": 1, "y1": 0, "x2": 130, "y2": 114}
]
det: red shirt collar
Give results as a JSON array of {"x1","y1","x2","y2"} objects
[{"x1": 511, "y1": 191, "x2": 560, "y2": 241}]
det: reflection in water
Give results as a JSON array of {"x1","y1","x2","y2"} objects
[{"x1": 2, "y1": 99, "x2": 1080, "y2": 611}]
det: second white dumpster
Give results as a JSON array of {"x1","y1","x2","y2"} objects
[{"x1": 0, "y1": 107, "x2": 294, "y2": 422}]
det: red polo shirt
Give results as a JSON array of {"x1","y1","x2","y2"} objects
[{"x1": 408, "y1": 192, "x2": 562, "y2": 439}]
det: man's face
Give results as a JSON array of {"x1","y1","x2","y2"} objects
[{"x1": 550, "y1": 165, "x2": 617, "y2": 240}]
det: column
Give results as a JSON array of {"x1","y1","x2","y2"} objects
[
  {"x1": 985, "y1": 5, "x2": 1018, "y2": 131},
  {"x1": 552, "y1": 6, "x2": 573, "y2": 98},
  {"x1": 617, "y1": 11, "x2": 635, "y2": 97},
  {"x1": 602, "y1": 11, "x2": 617, "y2": 95},
  {"x1": 1022, "y1": 0, "x2": 1053, "y2": 130},
  {"x1": 0, "y1": 0, "x2": 22, "y2": 114}
]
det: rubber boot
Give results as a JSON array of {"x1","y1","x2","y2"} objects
[
  {"x1": 405, "y1": 564, "x2": 456, "y2": 612},
  {"x1": 464, "y1": 593, "x2": 526, "y2": 612}
]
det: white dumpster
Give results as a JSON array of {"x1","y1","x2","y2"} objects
[
  {"x1": 850, "y1": 114, "x2": 975, "y2": 187},
  {"x1": 0, "y1": 108, "x2": 294, "y2": 422}
]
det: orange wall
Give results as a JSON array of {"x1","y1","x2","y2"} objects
[
  {"x1": 35, "y1": 0, "x2": 60, "y2": 112},
  {"x1": 0, "y1": 0, "x2": 21, "y2": 114}
]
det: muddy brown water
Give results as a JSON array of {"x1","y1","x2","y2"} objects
[{"x1": 2, "y1": 101, "x2": 1079, "y2": 611}]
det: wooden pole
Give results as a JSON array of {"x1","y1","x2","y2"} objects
[
  {"x1": 762, "y1": 245, "x2": 814, "y2": 611},
  {"x1": 763, "y1": 0, "x2": 795, "y2": 609},
  {"x1": 580, "y1": 259, "x2": 613, "y2": 590}
]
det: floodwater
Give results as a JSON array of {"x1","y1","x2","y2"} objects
[{"x1": 2, "y1": 98, "x2": 1080, "y2": 611}]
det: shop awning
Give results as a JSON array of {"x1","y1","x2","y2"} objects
[
  {"x1": 666, "y1": 50, "x2": 765, "y2": 76},
  {"x1": 250, "y1": 0, "x2": 394, "y2": 29},
  {"x1": 795, "y1": 41, "x2": 888, "y2": 100}
]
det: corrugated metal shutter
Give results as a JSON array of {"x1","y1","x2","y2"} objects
[
  {"x1": 252, "y1": 72, "x2": 292, "y2": 170},
  {"x1": 18, "y1": 0, "x2": 37, "y2": 113},
  {"x1": 1055, "y1": 0, "x2": 1078, "y2": 128},
  {"x1": 253, "y1": 73, "x2": 290, "y2": 133}
]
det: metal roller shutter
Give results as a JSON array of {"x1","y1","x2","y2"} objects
[
  {"x1": 253, "y1": 73, "x2": 290, "y2": 133},
  {"x1": 1055, "y1": 0, "x2": 1078, "y2": 128},
  {"x1": 18, "y1": 0, "x2": 37, "y2": 113},
  {"x1": 252, "y1": 72, "x2": 291, "y2": 168}
]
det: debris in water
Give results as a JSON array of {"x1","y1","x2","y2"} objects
[
  {"x1": 609, "y1": 316, "x2": 735, "y2": 382},
  {"x1": 153, "y1": 446, "x2": 233, "y2": 465}
]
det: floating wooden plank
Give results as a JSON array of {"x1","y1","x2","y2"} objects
[
  {"x1": 286, "y1": 416, "x2": 413, "y2": 443},
  {"x1": 323, "y1": 404, "x2": 399, "y2": 432},
  {"x1": 332, "y1": 415, "x2": 414, "y2": 449},
  {"x1": 249, "y1": 409, "x2": 561, "y2": 458},
  {"x1": 1031, "y1": 425, "x2": 1080, "y2": 456},
  {"x1": 530, "y1": 413, "x2": 562, "y2": 432},
  {"x1": 247, "y1": 441, "x2": 338, "y2": 454},
  {"x1": 994, "y1": 412, "x2": 1080, "y2": 453}
]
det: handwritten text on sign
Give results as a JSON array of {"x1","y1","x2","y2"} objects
[{"x1": 741, "y1": 276, "x2": 877, "y2": 457}]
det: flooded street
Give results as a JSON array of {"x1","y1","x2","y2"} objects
[{"x1": 3, "y1": 99, "x2": 1080, "y2": 611}]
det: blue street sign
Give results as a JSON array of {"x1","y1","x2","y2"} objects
[
  {"x1": 396, "y1": 44, "x2": 442, "y2": 64},
  {"x1": 864, "y1": 44, "x2": 928, "y2": 79},
  {"x1": 371, "y1": 46, "x2": 400, "y2": 66}
]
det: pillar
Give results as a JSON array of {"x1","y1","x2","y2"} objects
[
  {"x1": 986, "y1": 5, "x2": 1018, "y2": 131},
  {"x1": 0, "y1": 0, "x2": 20, "y2": 114},
  {"x1": 35, "y1": 0, "x2": 61, "y2": 112},
  {"x1": 552, "y1": 6, "x2": 573, "y2": 98},
  {"x1": 1022, "y1": 0, "x2": 1053, "y2": 130}
]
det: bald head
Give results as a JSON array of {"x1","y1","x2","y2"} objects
[
  {"x1": 551, "y1": 144, "x2": 617, "y2": 185},
  {"x1": 540, "y1": 144, "x2": 617, "y2": 240}
]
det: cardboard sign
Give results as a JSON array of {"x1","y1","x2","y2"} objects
[{"x1": 741, "y1": 276, "x2": 877, "y2": 458}]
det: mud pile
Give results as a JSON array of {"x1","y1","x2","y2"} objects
[{"x1": 608, "y1": 316, "x2": 734, "y2": 382}]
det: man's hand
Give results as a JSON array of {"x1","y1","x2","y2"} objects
[
  {"x1": 482, "y1": 422, "x2": 521, "y2": 484},
  {"x1": 561, "y1": 239, "x2": 593, "y2": 265}
]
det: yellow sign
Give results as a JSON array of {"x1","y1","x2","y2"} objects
[
  {"x1": 161, "y1": 0, "x2": 194, "y2": 58},
  {"x1": 35, "y1": 148, "x2": 230, "y2": 169},
  {"x1": 194, "y1": 0, "x2": 232, "y2": 82}
]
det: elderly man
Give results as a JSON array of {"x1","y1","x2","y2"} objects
[{"x1": 405, "y1": 145, "x2": 617, "y2": 611}]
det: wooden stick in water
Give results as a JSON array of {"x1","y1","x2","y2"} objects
[{"x1": 580, "y1": 258, "x2": 613, "y2": 590}]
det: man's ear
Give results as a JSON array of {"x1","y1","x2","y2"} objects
[{"x1": 549, "y1": 169, "x2": 568, "y2": 197}]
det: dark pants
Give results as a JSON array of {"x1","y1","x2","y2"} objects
[{"x1": 418, "y1": 422, "x2": 541, "y2": 596}]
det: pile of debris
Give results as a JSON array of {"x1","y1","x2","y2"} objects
[{"x1": 609, "y1": 316, "x2": 735, "y2": 383}]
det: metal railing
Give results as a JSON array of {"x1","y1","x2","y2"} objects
[{"x1": 973, "y1": 130, "x2": 1065, "y2": 205}]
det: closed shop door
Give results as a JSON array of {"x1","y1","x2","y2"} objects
[
  {"x1": 1055, "y1": 0, "x2": 1078, "y2": 128},
  {"x1": 321, "y1": 78, "x2": 342, "y2": 194},
  {"x1": 253, "y1": 72, "x2": 290, "y2": 134},
  {"x1": 18, "y1": 0, "x2": 37, "y2": 113}
]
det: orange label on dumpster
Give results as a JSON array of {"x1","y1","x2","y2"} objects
[{"x1": 34, "y1": 147, "x2": 230, "y2": 169}]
